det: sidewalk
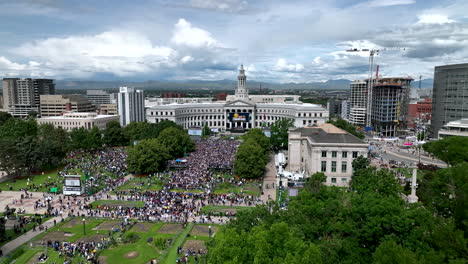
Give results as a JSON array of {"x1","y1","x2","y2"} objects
[
  {"x1": 260, "y1": 154, "x2": 277, "y2": 203},
  {"x1": 1, "y1": 216, "x2": 61, "y2": 256}
]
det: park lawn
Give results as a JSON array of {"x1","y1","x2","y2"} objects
[
  {"x1": 0, "y1": 247, "x2": 42, "y2": 264},
  {"x1": 89, "y1": 200, "x2": 145, "y2": 208},
  {"x1": 33, "y1": 218, "x2": 105, "y2": 243},
  {"x1": 214, "y1": 182, "x2": 260, "y2": 196},
  {"x1": 0, "y1": 216, "x2": 52, "y2": 247},
  {"x1": 113, "y1": 180, "x2": 163, "y2": 193},
  {"x1": 0, "y1": 170, "x2": 63, "y2": 192},
  {"x1": 163, "y1": 223, "x2": 194, "y2": 264},
  {"x1": 200, "y1": 205, "x2": 251, "y2": 214},
  {"x1": 100, "y1": 222, "x2": 173, "y2": 264}
]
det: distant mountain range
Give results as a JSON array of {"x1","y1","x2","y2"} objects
[
  {"x1": 0, "y1": 78, "x2": 433, "y2": 92},
  {"x1": 53, "y1": 79, "x2": 355, "y2": 91}
]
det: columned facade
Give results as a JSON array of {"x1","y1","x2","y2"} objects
[{"x1": 146, "y1": 66, "x2": 329, "y2": 131}]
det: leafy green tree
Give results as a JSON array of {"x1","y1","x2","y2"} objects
[
  {"x1": 157, "y1": 127, "x2": 194, "y2": 158},
  {"x1": 352, "y1": 155, "x2": 370, "y2": 171},
  {"x1": 0, "y1": 112, "x2": 13, "y2": 127},
  {"x1": 69, "y1": 126, "x2": 103, "y2": 149},
  {"x1": 305, "y1": 172, "x2": 326, "y2": 194},
  {"x1": 0, "y1": 139, "x2": 23, "y2": 176},
  {"x1": 234, "y1": 141, "x2": 267, "y2": 179},
  {"x1": 124, "y1": 120, "x2": 183, "y2": 142},
  {"x1": 372, "y1": 241, "x2": 418, "y2": 264},
  {"x1": 127, "y1": 138, "x2": 171, "y2": 173},
  {"x1": 103, "y1": 121, "x2": 129, "y2": 147},
  {"x1": 243, "y1": 128, "x2": 270, "y2": 153},
  {"x1": 423, "y1": 136, "x2": 468, "y2": 166},
  {"x1": 37, "y1": 124, "x2": 70, "y2": 170},
  {"x1": 350, "y1": 167, "x2": 402, "y2": 197},
  {"x1": 0, "y1": 118, "x2": 38, "y2": 140},
  {"x1": 270, "y1": 118, "x2": 294, "y2": 150}
]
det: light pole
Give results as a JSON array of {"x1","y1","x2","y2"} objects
[{"x1": 82, "y1": 218, "x2": 86, "y2": 235}]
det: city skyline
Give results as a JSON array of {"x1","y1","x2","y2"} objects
[{"x1": 0, "y1": 0, "x2": 467, "y2": 83}]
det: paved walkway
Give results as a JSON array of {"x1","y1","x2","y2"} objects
[
  {"x1": 1, "y1": 216, "x2": 61, "y2": 256},
  {"x1": 260, "y1": 154, "x2": 277, "y2": 203}
]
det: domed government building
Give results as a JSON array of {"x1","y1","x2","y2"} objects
[{"x1": 146, "y1": 65, "x2": 329, "y2": 133}]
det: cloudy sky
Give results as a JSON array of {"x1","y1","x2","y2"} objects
[{"x1": 0, "y1": 0, "x2": 467, "y2": 83}]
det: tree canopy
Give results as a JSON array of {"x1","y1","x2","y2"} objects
[
  {"x1": 127, "y1": 138, "x2": 171, "y2": 174},
  {"x1": 422, "y1": 136, "x2": 468, "y2": 166},
  {"x1": 157, "y1": 126, "x2": 195, "y2": 158},
  {"x1": 270, "y1": 118, "x2": 294, "y2": 150},
  {"x1": 209, "y1": 152, "x2": 468, "y2": 263},
  {"x1": 234, "y1": 128, "x2": 270, "y2": 179}
]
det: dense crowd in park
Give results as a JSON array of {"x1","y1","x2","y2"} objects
[
  {"x1": 167, "y1": 139, "x2": 240, "y2": 190},
  {"x1": 84, "y1": 190, "x2": 257, "y2": 223}
]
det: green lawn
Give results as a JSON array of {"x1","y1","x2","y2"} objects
[
  {"x1": 214, "y1": 182, "x2": 260, "y2": 196},
  {"x1": 89, "y1": 200, "x2": 146, "y2": 208},
  {"x1": 164, "y1": 223, "x2": 194, "y2": 264},
  {"x1": 0, "y1": 169, "x2": 63, "y2": 192},
  {"x1": 8, "y1": 221, "x2": 219, "y2": 264},
  {"x1": 200, "y1": 205, "x2": 251, "y2": 214},
  {"x1": 100, "y1": 223, "x2": 170, "y2": 264}
]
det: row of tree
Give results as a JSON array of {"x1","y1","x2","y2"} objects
[
  {"x1": 207, "y1": 148, "x2": 468, "y2": 263},
  {"x1": 234, "y1": 129, "x2": 271, "y2": 179},
  {"x1": 0, "y1": 111, "x2": 187, "y2": 176}
]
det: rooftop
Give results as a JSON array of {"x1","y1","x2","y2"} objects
[{"x1": 291, "y1": 123, "x2": 365, "y2": 144}]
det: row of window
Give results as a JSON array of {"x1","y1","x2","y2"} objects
[
  {"x1": 298, "y1": 112, "x2": 323, "y2": 117},
  {"x1": 321, "y1": 151, "x2": 358, "y2": 158},
  {"x1": 150, "y1": 108, "x2": 327, "y2": 116},
  {"x1": 321, "y1": 161, "x2": 348, "y2": 173},
  {"x1": 331, "y1": 177, "x2": 347, "y2": 183},
  {"x1": 303, "y1": 120, "x2": 318, "y2": 125}
]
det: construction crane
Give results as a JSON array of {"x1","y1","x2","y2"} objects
[{"x1": 346, "y1": 47, "x2": 406, "y2": 129}]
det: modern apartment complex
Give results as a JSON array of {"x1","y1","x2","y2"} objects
[
  {"x1": 431, "y1": 63, "x2": 468, "y2": 137},
  {"x1": 117, "y1": 87, "x2": 145, "y2": 126},
  {"x1": 40, "y1": 94, "x2": 95, "y2": 117},
  {"x1": 348, "y1": 80, "x2": 368, "y2": 126},
  {"x1": 2, "y1": 78, "x2": 55, "y2": 117}
]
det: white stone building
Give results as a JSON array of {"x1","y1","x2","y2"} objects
[
  {"x1": 117, "y1": 87, "x2": 145, "y2": 126},
  {"x1": 288, "y1": 124, "x2": 369, "y2": 187},
  {"x1": 438, "y1": 118, "x2": 468, "y2": 138},
  {"x1": 146, "y1": 65, "x2": 329, "y2": 132},
  {"x1": 37, "y1": 112, "x2": 119, "y2": 131}
]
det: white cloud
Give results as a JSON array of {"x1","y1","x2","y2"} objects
[
  {"x1": 417, "y1": 14, "x2": 455, "y2": 24},
  {"x1": 189, "y1": 0, "x2": 248, "y2": 12},
  {"x1": 274, "y1": 59, "x2": 304, "y2": 72},
  {"x1": 10, "y1": 31, "x2": 177, "y2": 77},
  {"x1": 171, "y1": 18, "x2": 221, "y2": 48},
  {"x1": 364, "y1": 0, "x2": 415, "y2": 7},
  {"x1": 180, "y1": 55, "x2": 194, "y2": 63}
]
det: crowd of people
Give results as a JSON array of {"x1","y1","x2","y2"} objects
[
  {"x1": 59, "y1": 148, "x2": 128, "y2": 192},
  {"x1": 166, "y1": 139, "x2": 240, "y2": 190},
  {"x1": 45, "y1": 238, "x2": 111, "y2": 263}
]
